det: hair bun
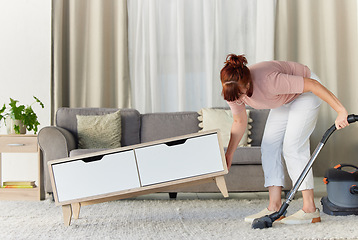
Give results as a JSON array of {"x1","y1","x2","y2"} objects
[{"x1": 225, "y1": 54, "x2": 247, "y2": 69}]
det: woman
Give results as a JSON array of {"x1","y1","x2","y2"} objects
[{"x1": 221, "y1": 54, "x2": 348, "y2": 225}]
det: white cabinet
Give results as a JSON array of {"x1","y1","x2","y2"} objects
[
  {"x1": 48, "y1": 130, "x2": 228, "y2": 226},
  {"x1": 135, "y1": 134, "x2": 224, "y2": 186},
  {"x1": 52, "y1": 150, "x2": 140, "y2": 202}
]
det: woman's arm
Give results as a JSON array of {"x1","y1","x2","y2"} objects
[
  {"x1": 225, "y1": 109, "x2": 248, "y2": 170},
  {"x1": 303, "y1": 78, "x2": 348, "y2": 129}
]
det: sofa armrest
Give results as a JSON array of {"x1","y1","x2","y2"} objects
[{"x1": 38, "y1": 126, "x2": 76, "y2": 193}]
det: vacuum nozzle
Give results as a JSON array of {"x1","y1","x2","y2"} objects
[
  {"x1": 251, "y1": 203, "x2": 289, "y2": 229},
  {"x1": 251, "y1": 215, "x2": 274, "y2": 229}
]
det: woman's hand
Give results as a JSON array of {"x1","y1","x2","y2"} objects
[
  {"x1": 225, "y1": 110, "x2": 248, "y2": 171},
  {"x1": 225, "y1": 152, "x2": 233, "y2": 171},
  {"x1": 335, "y1": 110, "x2": 349, "y2": 130}
]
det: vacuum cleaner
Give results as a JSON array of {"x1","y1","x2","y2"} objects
[
  {"x1": 321, "y1": 164, "x2": 358, "y2": 215},
  {"x1": 252, "y1": 114, "x2": 358, "y2": 229}
]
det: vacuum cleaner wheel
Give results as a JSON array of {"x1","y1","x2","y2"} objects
[{"x1": 321, "y1": 196, "x2": 358, "y2": 216}]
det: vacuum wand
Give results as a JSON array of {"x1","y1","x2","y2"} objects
[{"x1": 251, "y1": 114, "x2": 358, "y2": 229}]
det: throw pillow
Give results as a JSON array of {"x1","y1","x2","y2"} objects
[
  {"x1": 76, "y1": 110, "x2": 122, "y2": 149},
  {"x1": 198, "y1": 108, "x2": 252, "y2": 148}
]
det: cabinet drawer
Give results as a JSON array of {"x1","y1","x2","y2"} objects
[
  {"x1": 135, "y1": 133, "x2": 224, "y2": 186},
  {"x1": 52, "y1": 150, "x2": 140, "y2": 203},
  {"x1": 0, "y1": 136, "x2": 38, "y2": 152}
]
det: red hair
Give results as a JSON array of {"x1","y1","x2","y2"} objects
[{"x1": 220, "y1": 54, "x2": 253, "y2": 101}]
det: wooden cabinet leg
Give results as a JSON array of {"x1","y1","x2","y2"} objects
[
  {"x1": 215, "y1": 176, "x2": 229, "y2": 198},
  {"x1": 72, "y1": 202, "x2": 81, "y2": 219},
  {"x1": 62, "y1": 204, "x2": 72, "y2": 226}
]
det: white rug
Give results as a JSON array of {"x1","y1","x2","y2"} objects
[{"x1": 1, "y1": 196, "x2": 358, "y2": 240}]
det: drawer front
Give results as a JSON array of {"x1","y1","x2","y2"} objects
[
  {"x1": 135, "y1": 133, "x2": 224, "y2": 186},
  {"x1": 0, "y1": 136, "x2": 38, "y2": 152},
  {"x1": 52, "y1": 150, "x2": 140, "y2": 203}
]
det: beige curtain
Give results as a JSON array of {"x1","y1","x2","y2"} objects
[
  {"x1": 52, "y1": 0, "x2": 131, "y2": 120},
  {"x1": 275, "y1": 0, "x2": 358, "y2": 176}
]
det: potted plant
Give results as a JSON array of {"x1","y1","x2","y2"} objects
[{"x1": 0, "y1": 96, "x2": 44, "y2": 134}]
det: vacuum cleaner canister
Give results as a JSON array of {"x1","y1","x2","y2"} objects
[{"x1": 321, "y1": 164, "x2": 358, "y2": 215}]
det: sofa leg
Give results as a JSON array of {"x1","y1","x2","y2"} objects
[
  {"x1": 169, "y1": 192, "x2": 178, "y2": 199},
  {"x1": 284, "y1": 190, "x2": 290, "y2": 198},
  {"x1": 49, "y1": 192, "x2": 55, "y2": 202}
]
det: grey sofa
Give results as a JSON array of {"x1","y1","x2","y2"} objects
[{"x1": 38, "y1": 107, "x2": 292, "y2": 198}]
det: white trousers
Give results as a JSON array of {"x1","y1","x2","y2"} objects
[{"x1": 261, "y1": 73, "x2": 322, "y2": 191}]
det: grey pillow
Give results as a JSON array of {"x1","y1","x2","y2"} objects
[{"x1": 76, "y1": 110, "x2": 121, "y2": 149}]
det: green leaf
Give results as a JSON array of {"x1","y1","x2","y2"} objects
[
  {"x1": 0, "y1": 104, "x2": 6, "y2": 122},
  {"x1": 0, "y1": 104, "x2": 5, "y2": 114},
  {"x1": 13, "y1": 125, "x2": 20, "y2": 134},
  {"x1": 33, "y1": 96, "x2": 44, "y2": 108}
]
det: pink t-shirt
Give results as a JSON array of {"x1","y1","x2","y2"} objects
[{"x1": 227, "y1": 61, "x2": 311, "y2": 115}]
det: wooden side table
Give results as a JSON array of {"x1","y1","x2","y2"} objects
[{"x1": 0, "y1": 135, "x2": 45, "y2": 201}]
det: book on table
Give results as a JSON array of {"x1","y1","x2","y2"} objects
[{"x1": 2, "y1": 181, "x2": 36, "y2": 188}]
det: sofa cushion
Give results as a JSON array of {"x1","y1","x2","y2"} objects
[
  {"x1": 140, "y1": 112, "x2": 200, "y2": 143},
  {"x1": 56, "y1": 108, "x2": 141, "y2": 147},
  {"x1": 198, "y1": 108, "x2": 252, "y2": 147},
  {"x1": 226, "y1": 146, "x2": 262, "y2": 165},
  {"x1": 77, "y1": 110, "x2": 122, "y2": 149}
]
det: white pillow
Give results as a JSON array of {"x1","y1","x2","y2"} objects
[
  {"x1": 76, "y1": 110, "x2": 122, "y2": 149},
  {"x1": 198, "y1": 108, "x2": 252, "y2": 148}
]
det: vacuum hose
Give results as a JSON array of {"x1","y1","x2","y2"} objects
[{"x1": 251, "y1": 114, "x2": 358, "y2": 229}]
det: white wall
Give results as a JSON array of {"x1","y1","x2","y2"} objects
[{"x1": 0, "y1": 0, "x2": 51, "y2": 184}]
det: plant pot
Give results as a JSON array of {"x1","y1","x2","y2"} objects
[{"x1": 5, "y1": 118, "x2": 26, "y2": 134}]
